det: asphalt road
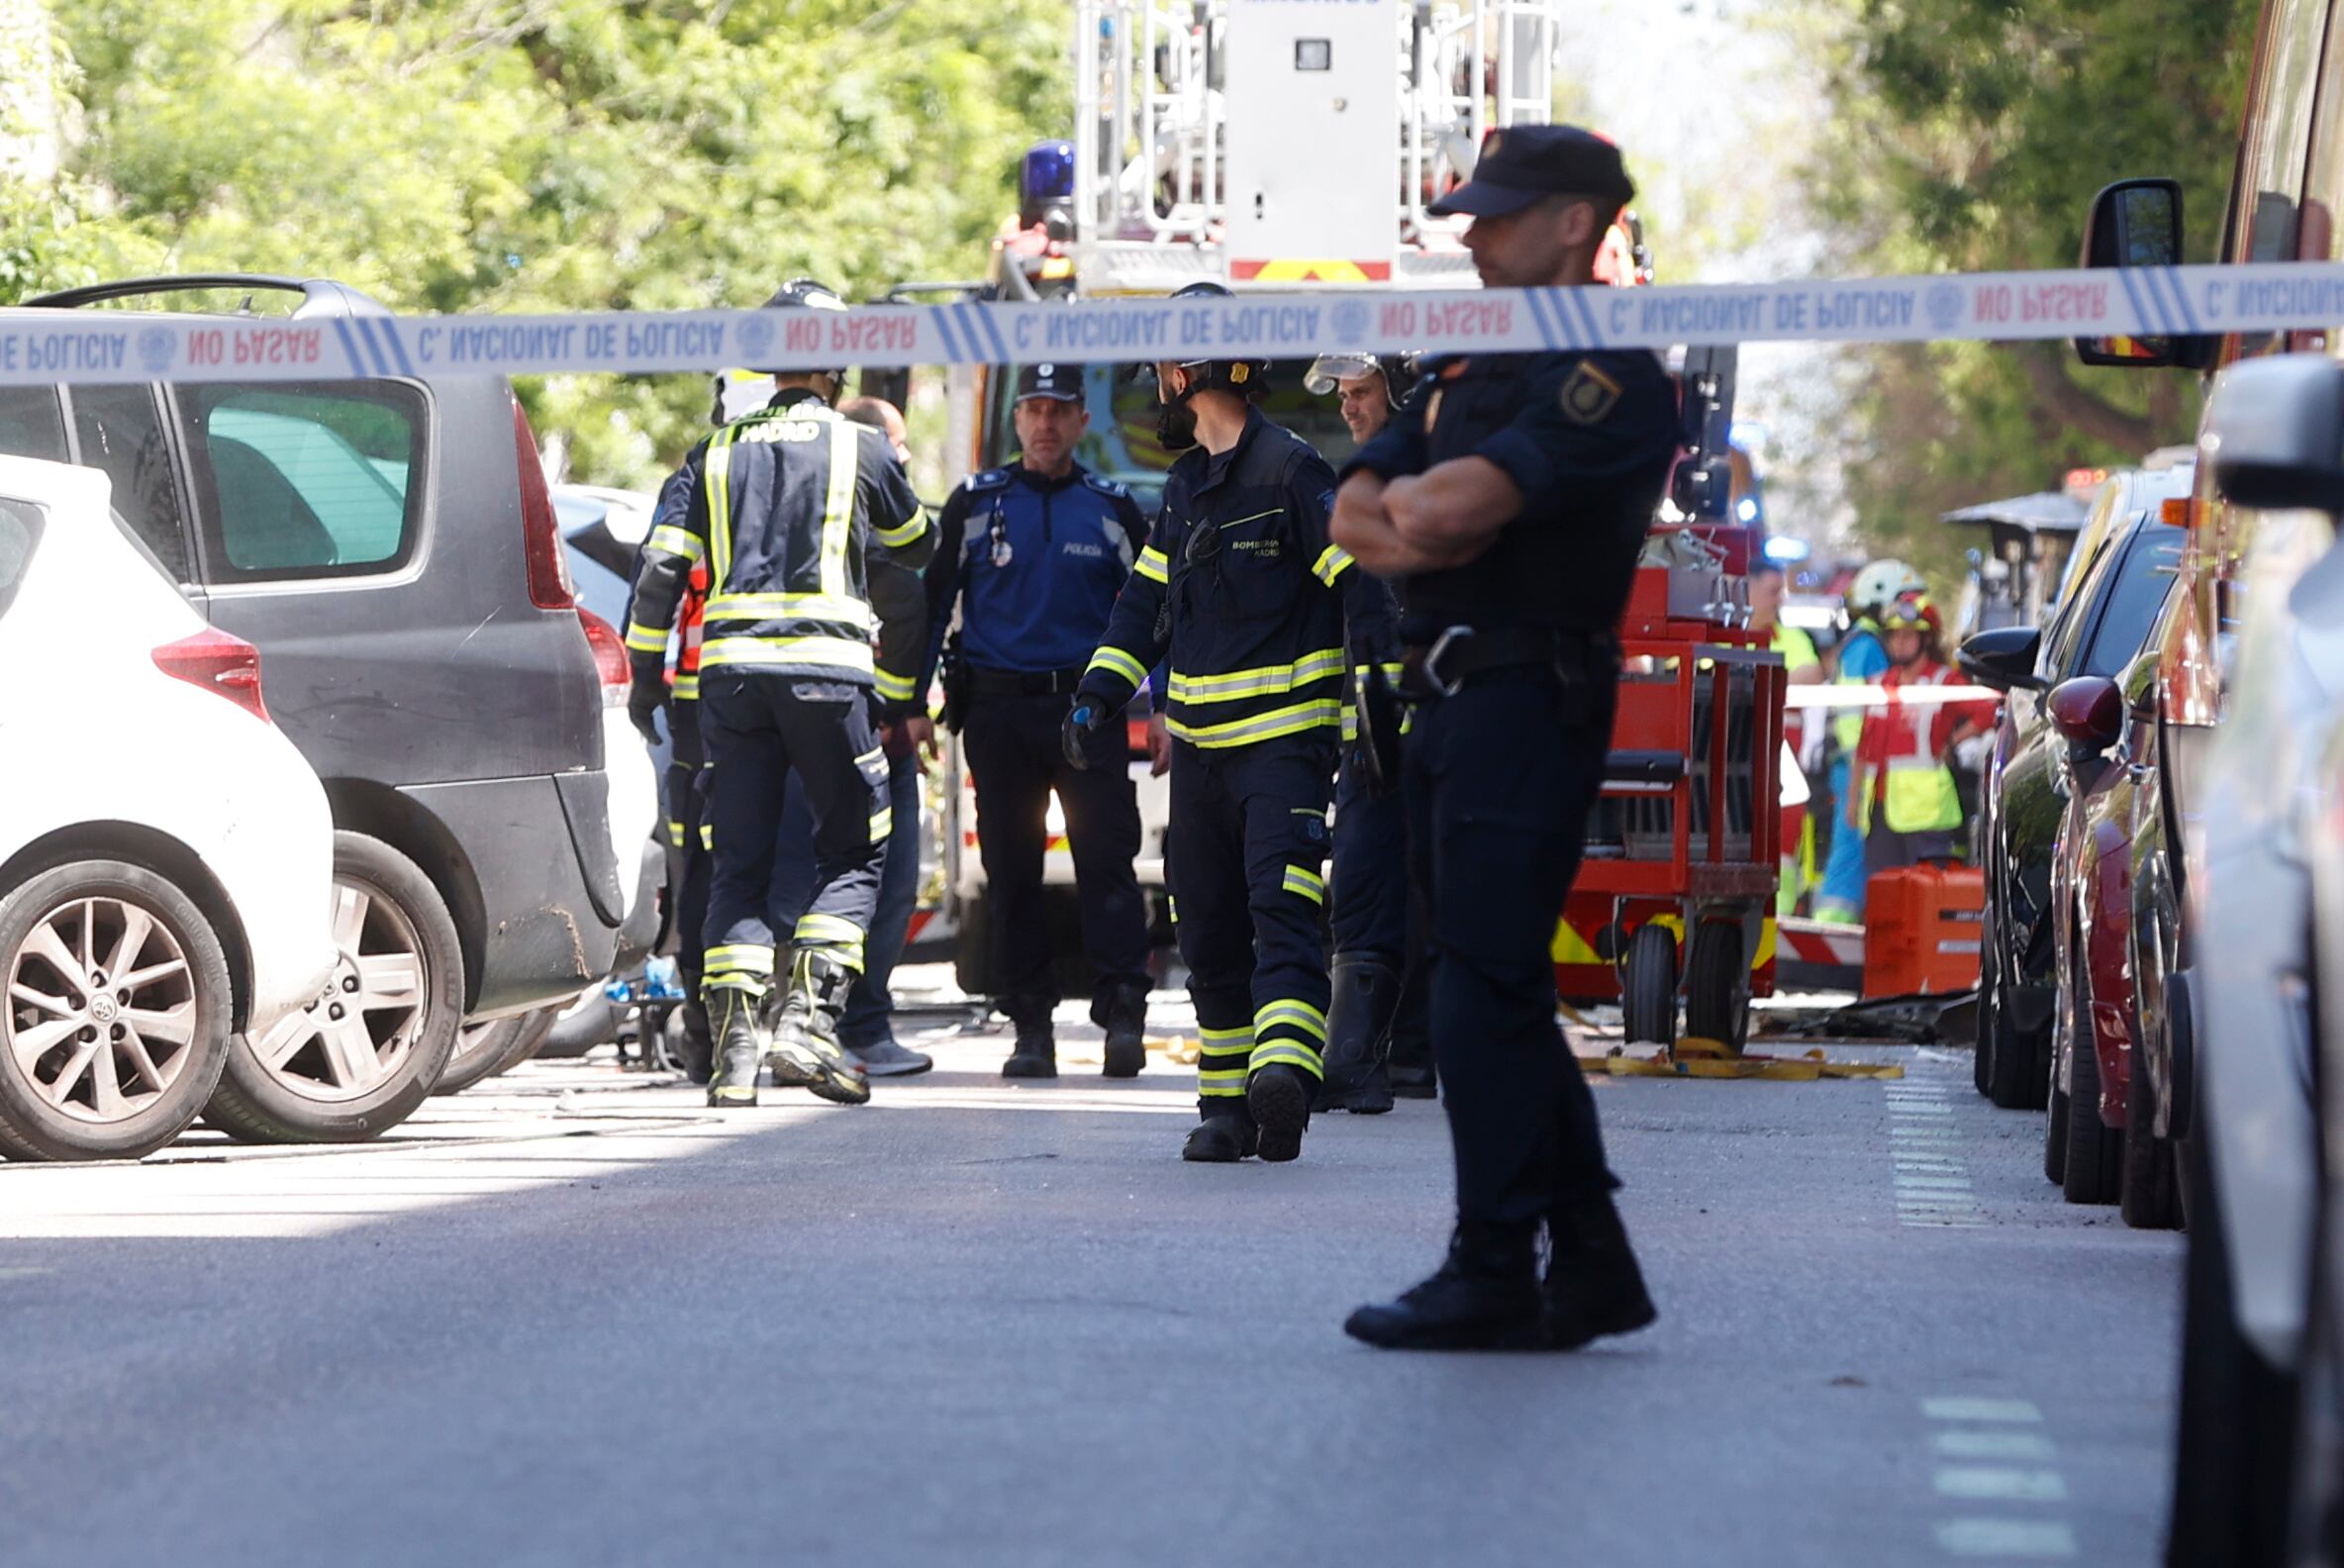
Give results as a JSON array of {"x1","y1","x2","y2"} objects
[{"x1": 0, "y1": 1002, "x2": 2182, "y2": 1568}]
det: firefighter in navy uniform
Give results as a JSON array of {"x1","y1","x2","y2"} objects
[
  {"x1": 625, "y1": 279, "x2": 931, "y2": 1109},
  {"x1": 1068, "y1": 281, "x2": 1383, "y2": 1164},
  {"x1": 1330, "y1": 128, "x2": 1678, "y2": 1348},
  {"x1": 637, "y1": 458, "x2": 716, "y2": 1083},
  {"x1": 924, "y1": 362, "x2": 1159, "y2": 1080}
]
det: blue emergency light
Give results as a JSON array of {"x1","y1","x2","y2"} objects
[{"x1": 1021, "y1": 141, "x2": 1077, "y2": 229}]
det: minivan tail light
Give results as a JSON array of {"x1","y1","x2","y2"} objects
[
  {"x1": 511, "y1": 396, "x2": 575, "y2": 611},
  {"x1": 153, "y1": 628, "x2": 269, "y2": 723},
  {"x1": 576, "y1": 609, "x2": 631, "y2": 706}
]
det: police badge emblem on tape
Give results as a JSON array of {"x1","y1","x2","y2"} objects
[{"x1": 1559, "y1": 360, "x2": 1622, "y2": 425}]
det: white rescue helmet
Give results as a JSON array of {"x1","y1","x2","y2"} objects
[
  {"x1": 1846, "y1": 558, "x2": 1925, "y2": 622},
  {"x1": 1304, "y1": 353, "x2": 1411, "y2": 411}
]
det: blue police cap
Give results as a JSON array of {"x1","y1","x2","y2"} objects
[
  {"x1": 1428, "y1": 125, "x2": 1635, "y2": 220},
  {"x1": 1016, "y1": 362, "x2": 1084, "y2": 403}
]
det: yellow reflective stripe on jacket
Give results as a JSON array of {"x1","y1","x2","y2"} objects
[
  {"x1": 868, "y1": 806, "x2": 893, "y2": 844},
  {"x1": 703, "y1": 591, "x2": 875, "y2": 631},
  {"x1": 706, "y1": 426, "x2": 738, "y2": 587},
  {"x1": 819, "y1": 421, "x2": 857, "y2": 599},
  {"x1": 1087, "y1": 645, "x2": 1148, "y2": 688},
  {"x1": 673, "y1": 673, "x2": 700, "y2": 701},
  {"x1": 1168, "y1": 648, "x2": 1343, "y2": 704},
  {"x1": 1282, "y1": 866, "x2": 1324, "y2": 904},
  {"x1": 624, "y1": 621, "x2": 669, "y2": 655},
  {"x1": 646, "y1": 524, "x2": 705, "y2": 563},
  {"x1": 698, "y1": 636, "x2": 875, "y2": 674},
  {"x1": 1311, "y1": 542, "x2": 1353, "y2": 586},
  {"x1": 1165, "y1": 699, "x2": 1341, "y2": 748},
  {"x1": 876, "y1": 512, "x2": 928, "y2": 549},
  {"x1": 1134, "y1": 546, "x2": 1170, "y2": 584},
  {"x1": 874, "y1": 666, "x2": 917, "y2": 702}
]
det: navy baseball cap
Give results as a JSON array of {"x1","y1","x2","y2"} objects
[
  {"x1": 1016, "y1": 362, "x2": 1083, "y2": 402},
  {"x1": 1427, "y1": 125, "x2": 1635, "y2": 219}
]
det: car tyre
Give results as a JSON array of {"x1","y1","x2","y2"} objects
[
  {"x1": 1974, "y1": 929, "x2": 2001, "y2": 1097},
  {"x1": 2119, "y1": 1021, "x2": 2180, "y2": 1229},
  {"x1": 433, "y1": 1006, "x2": 558, "y2": 1096},
  {"x1": 0, "y1": 860, "x2": 234, "y2": 1162},
  {"x1": 1986, "y1": 963, "x2": 2045, "y2": 1110},
  {"x1": 2061, "y1": 982, "x2": 2121, "y2": 1206},
  {"x1": 204, "y1": 832, "x2": 462, "y2": 1144},
  {"x1": 2044, "y1": 1075, "x2": 2069, "y2": 1186}
]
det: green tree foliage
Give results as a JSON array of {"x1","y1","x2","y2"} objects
[
  {"x1": 4, "y1": 0, "x2": 1071, "y2": 483},
  {"x1": 1807, "y1": 0, "x2": 2254, "y2": 578}
]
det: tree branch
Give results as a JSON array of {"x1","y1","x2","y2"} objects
[{"x1": 2015, "y1": 343, "x2": 2162, "y2": 454}]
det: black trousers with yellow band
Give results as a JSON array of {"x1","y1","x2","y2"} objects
[
  {"x1": 1166, "y1": 732, "x2": 1336, "y2": 1121},
  {"x1": 698, "y1": 671, "x2": 888, "y2": 997}
]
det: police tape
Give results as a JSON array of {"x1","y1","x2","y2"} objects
[
  {"x1": 9, "y1": 259, "x2": 2344, "y2": 386},
  {"x1": 1781, "y1": 684, "x2": 2003, "y2": 709}
]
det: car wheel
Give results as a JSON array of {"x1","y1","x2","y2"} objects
[
  {"x1": 1974, "y1": 926, "x2": 2001, "y2": 1097},
  {"x1": 204, "y1": 832, "x2": 463, "y2": 1144},
  {"x1": 0, "y1": 861, "x2": 234, "y2": 1162},
  {"x1": 432, "y1": 1007, "x2": 558, "y2": 1096},
  {"x1": 2044, "y1": 1077, "x2": 2069, "y2": 1186},
  {"x1": 2061, "y1": 981, "x2": 2121, "y2": 1205},
  {"x1": 2120, "y1": 1022, "x2": 2180, "y2": 1229}
]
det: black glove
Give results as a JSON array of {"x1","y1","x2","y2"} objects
[
  {"x1": 1353, "y1": 665, "x2": 1405, "y2": 799},
  {"x1": 628, "y1": 672, "x2": 667, "y2": 746},
  {"x1": 1062, "y1": 698, "x2": 1109, "y2": 770}
]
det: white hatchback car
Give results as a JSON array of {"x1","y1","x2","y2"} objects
[{"x1": 0, "y1": 456, "x2": 334, "y2": 1160}]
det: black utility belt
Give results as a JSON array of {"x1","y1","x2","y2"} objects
[
  {"x1": 1400, "y1": 626, "x2": 1615, "y2": 698},
  {"x1": 965, "y1": 666, "x2": 1088, "y2": 697}
]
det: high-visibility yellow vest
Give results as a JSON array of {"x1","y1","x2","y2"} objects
[{"x1": 1875, "y1": 667, "x2": 1962, "y2": 833}]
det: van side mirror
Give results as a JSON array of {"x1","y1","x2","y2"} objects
[
  {"x1": 1956, "y1": 625, "x2": 2046, "y2": 693},
  {"x1": 2203, "y1": 353, "x2": 2344, "y2": 513},
  {"x1": 2047, "y1": 675, "x2": 2123, "y2": 755},
  {"x1": 2074, "y1": 178, "x2": 2216, "y2": 370}
]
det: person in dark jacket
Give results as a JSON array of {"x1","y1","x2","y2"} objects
[{"x1": 924, "y1": 363, "x2": 1160, "y2": 1079}]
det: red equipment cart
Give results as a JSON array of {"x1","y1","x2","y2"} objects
[{"x1": 1551, "y1": 521, "x2": 1786, "y2": 1051}]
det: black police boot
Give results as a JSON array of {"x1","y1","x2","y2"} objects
[
  {"x1": 1314, "y1": 953, "x2": 1399, "y2": 1115},
  {"x1": 1182, "y1": 1113, "x2": 1259, "y2": 1163},
  {"x1": 1541, "y1": 1191, "x2": 1658, "y2": 1350},
  {"x1": 1343, "y1": 1221, "x2": 1545, "y2": 1350},
  {"x1": 1097, "y1": 980, "x2": 1149, "y2": 1079},
  {"x1": 765, "y1": 949, "x2": 872, "y2": 1107},
  {"x1": 1385, "y1": 969, "x2": 1436, "y2": 1099},
  {"x1": 677, "y1": 998, "x2": 715, "y2": 1087},
  {"x1": 1000, "y1": 1011, "x2": 1057, "y2": 1079},
  {"x1": 1247, "y1": 1063, "x2": 1314, "y2": 1163},
  {"x1": 703, "y1": 985, "x2": 764, "y2": 1108}
]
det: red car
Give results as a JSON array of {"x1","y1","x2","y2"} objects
[{"x1": 2041, "y1": 517, "x2": 2184, "y2": 1220}]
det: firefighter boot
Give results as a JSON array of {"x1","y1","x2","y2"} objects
[
  {"x1": 1181, "y1": 1113, "x2": 1259, "y2": 1163},
  {"x1": 1385, "y1": 967, "x2": 1436, "y2": 1099},
  {"x1": 765, "y1": 949, "x2": 872, "y2": 1107},
  {"x1": 1342, "y1": 1221, "x2": 1545, "y2": 1350},
  {"x1": 677, "y1": 998, "x2": 715, "y2": 1087},
  {"x1": 1098, "y1": 980, "x2": 1149, "y2": 1079},
  {"x1": 1314, "y1": 953, "x2": 1399, "y2": 1115},
  {"x1": 1000, "y1": 1006, "x2": 1056, "y2": 1079},
  {"x1": 1541, "y1": 1191, "x2": 1658, "y2": 1350},
  {"x1": 704, "y1": 986, "x2": 764, "y2": 1109},
  {"x1": 1248, "y1": 1063, "x2": 1314, "y2": 1163}
]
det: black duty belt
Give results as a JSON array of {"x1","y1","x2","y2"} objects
[
  {"x1": 1401, "y1": 626, "x2": 1613, "y2": 698},
  {"x1": 966, "y1": 666, "x2": 1088, "y2": 697}
]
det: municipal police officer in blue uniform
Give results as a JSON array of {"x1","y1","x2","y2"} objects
[
  {"x1": 1331, "y1": 128, "x2": 1678, "y2": 1347},
  {"x1": 924, "y1": 362, "x2": 1158, "y2": 1079}
]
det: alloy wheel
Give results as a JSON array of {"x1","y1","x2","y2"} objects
[
  {"x1": 6, "y1": 896, "x2": 200, "y2": 1124},
  {"x1": 244, "y1": 876, "x2": 427, "y2": 1103}
]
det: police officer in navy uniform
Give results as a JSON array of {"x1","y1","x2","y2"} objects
[
  {"x1": 923, "y1": 362, "x2": 1159, "y2": 1079},
  {"x1": 626, "y1": 279, "x2": 931, "y2": 1110},
  {"x1": 1071, "y1": 281, "x2": 1386, "y2": 1165},
  {"x1": 1330, "y1": 128, "x2": 1678, "y2": 1347}
]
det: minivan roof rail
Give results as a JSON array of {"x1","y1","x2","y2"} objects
[{"x1": 22, "y1": 274, "x2": 392, "y2": 318}]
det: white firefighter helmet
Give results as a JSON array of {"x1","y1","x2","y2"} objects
[{"x1": 1846, "y1": 558, "x2": 1926, "y2": 622}]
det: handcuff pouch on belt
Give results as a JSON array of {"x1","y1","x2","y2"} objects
[{"x1": 938, "y1": 631, "x2": 970, "y2": 734}]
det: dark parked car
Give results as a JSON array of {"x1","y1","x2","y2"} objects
[
  {"x1": 1, "y1": 275, "x2": 628, "y2": 1140},
  {"x1": 1957, "y1": 462, "x2": 2192, "y2": 1113}
]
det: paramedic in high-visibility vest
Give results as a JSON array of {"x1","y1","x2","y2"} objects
[
  {"x1": 1749, "y1": 561, "x2": 1822, "y2": 916},
  {"x1": 1848, "y1": 591, "x2": 1997, "y2": 874},
  {"x1": 1813, "y1": 557, "x2": 1922, "y2": 922}
]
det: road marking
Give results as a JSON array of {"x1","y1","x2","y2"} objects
[
  {"x1": 1922, "y1": 1398, "x2": 2043, "y2": 1423},
  {"x1": 1936, "y1": 1430, "x2": 2058, "y2": 1461},
  {"x1": 1933, "y1": 1519, "x2": 2078, "y2": 1558},
  {"x1": 1886, "y1": 1075, "x2": 1984, "y2": 1228},
  {"x1": 1935, "y1": 1467, "x2": 2070, "y2": 1502}
]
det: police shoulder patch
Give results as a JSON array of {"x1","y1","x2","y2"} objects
[
  {"x1": 1558, "y1": 360, "x2": 1624, "y2": 426},
  {"x1": 1082, "y1": 472, "x2": 1130, "y2": 499}
]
